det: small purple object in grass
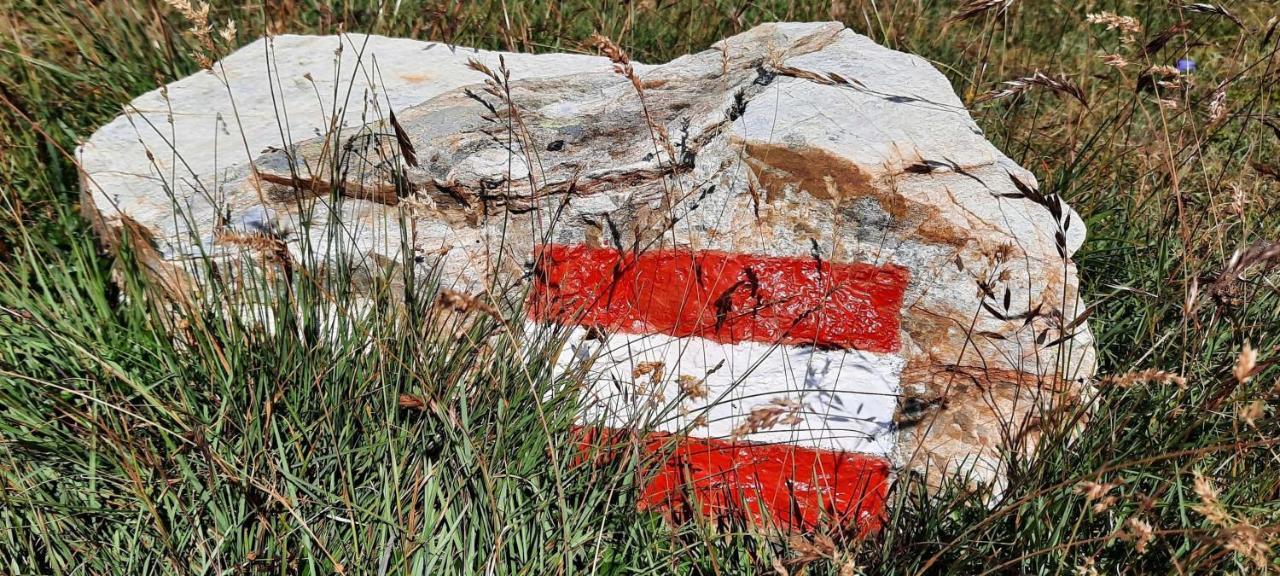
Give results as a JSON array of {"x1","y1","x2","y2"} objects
[{"x1": 1176, "y1": 58, "x2": 1196, "y2": 74}]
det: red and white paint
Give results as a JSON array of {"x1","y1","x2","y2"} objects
[{"x1": 529, "y1": 244, "x2": 910, "y2": 529}]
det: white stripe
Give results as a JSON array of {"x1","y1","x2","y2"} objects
[{"x1": 542, "y1": 325, "x2": 903, "y2": 457}]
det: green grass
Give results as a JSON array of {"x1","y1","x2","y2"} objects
[{"x1": 2, "y1": 1, "x2": 1279, "y2": 574}]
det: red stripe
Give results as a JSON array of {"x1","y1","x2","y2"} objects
[
  {"x1": 580, "y1": 430, "x2": 890, "y2": 531},
  {"x1": 529, "y1": 245, "x2": 909, "y2": 352}
]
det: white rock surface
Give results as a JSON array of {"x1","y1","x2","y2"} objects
[{"x1": 80, "y1": 22, "x2": 1096, "y2": 488}]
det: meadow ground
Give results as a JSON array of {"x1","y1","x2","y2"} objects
[{"x1": 2, "y1": 1, "x2": 1279, "y2": 574}]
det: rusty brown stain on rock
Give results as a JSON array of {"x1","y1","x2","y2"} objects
[
  {"x1": 894, "y1": 359, "x2": 1071, "y2": 487},
  {"x1": 640, "y1": 78, "x2": 670, "y2": 90},
  {"x1": 900, "y1": 362, "x2": 1058, "y2": 397},
  {"x1": 900, "y1": 303, "x2": 964, "y2": 358},
  {"x1": 774, "y1": 24, "x2": 845, "y2": 59},
  {"x1": 742, "y1": 142, "x2": 967, "y2": 247},
  {"x1": 743, "y1": 142, "x2": 876, "y2": 203}
]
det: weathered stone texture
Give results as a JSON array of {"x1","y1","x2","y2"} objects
[{"x1": 80, "y1": 22, "x2": 1095, "y2": 488}]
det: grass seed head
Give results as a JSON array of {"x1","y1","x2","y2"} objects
[
  {"x1": 1207, "y1": 81, "x2": 1228, "y2": 124},
  {"x1": 435, "y1": 289, "x2": 499, "y2": 318},
  {"x1": 1181, "y1": 3, "x2": 1244, "y2": 29},
  {"x1": 632, "y1": 361, "x2": 666, "y2": 384},
  {"x1": 1222, "y1": 523, "x2": 1271, "y2": 570},
  {"x1": 1120, "y1": 517, "x2": 1155, "y2": 553},
  {"x1": 162, "y1": 0, "x2": 214, "y2": 68},
  {"x1": 1192, "y1": 471, "x2": 1231, "y2": 526},
  {"x1": 1100, "y1": 53, "x2": 1130, "y2": 68},
  {"x1": 1102, "y1": 368, "x2": 1187, "y2": 389},
  {"x1": 1073, "y1": 557, "x2": 1100, "y2": 576},
  {"x1": 1237, "y1": 400, "x2": 1264, "y2": 428},
  {"x1": 1233, "y1": 342, "x2": 1257, "y2": 383},
  {"x1": 732, "y1": 398, "x2": 804, "y2": 440},
  {"x1": 1076, "y1": 480, "x2": 1121, "y2": 512},
  {"x1": 1086, "y1": 12, "x2": 1142, "y2": 44},
  {"x1": 677, "y1": 374, "x2": 709, "y2": 400},
  {"x1": 218, "y1": 18, "x2": 236, "y2": 44},
  {"x1": 976, "y1": 71, "x2": 1088, "y2": 107}
]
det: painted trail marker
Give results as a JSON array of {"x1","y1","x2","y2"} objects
[
  {"x1": 531, "y1": 245, "x2": 909, "y2": 528},
  {"x1": 81, "y1": 22, "x2": 1098, "y2": 529}
]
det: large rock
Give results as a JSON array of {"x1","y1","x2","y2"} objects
[{"x1": 80, "y1": 22, "x2": 1095, "y2": 516}]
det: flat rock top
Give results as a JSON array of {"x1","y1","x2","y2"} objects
[
  {"x1": 80, "y1": 22, "x2": 1095, "y2": 488},
  {"x1": 81, "y1": 23, "x2": 1068, "y2": 261},
  {"x1": 79, "y1": 32, "x2": 620, "y2": 259}
]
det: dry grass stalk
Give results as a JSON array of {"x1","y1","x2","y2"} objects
[
  {"x1": 434, "y1": 288, "x2": 499, "y2": 318},
  {"x1": 213, "y1": 230, "x2": 293, "y2": 281},
  {"x1": 1142, "y1": 20, "x2": 1191, "y2": 56},
  {"x1": 1100, "y1": 53, "x2": 1130, "y2": 68},
  {"x1": 590, "y1": 33, "x2": 677, "y2": 166},
  {"x1": 1207, "y1": 242, "x2": 1280, "y2": 305},
  {"x1": 731, "y1": 398, "x2": 803, "y2": 440},
  {"x1": 398, "y1": 394, "x2": 430, "y2": 411},
  {"x1": 1101, "y1": 368, "x2": 1187, "y2": 389},
  {"x1": 770, "y1": 64, "x2": 865, "y2": 89},
  {"x1": 1206, "y1": 81, "x2": 1228, "y2": 124},
  {"x1": 975, "y1": 71, "x2": 1088, "y2": 107},
  {"x1": 787, "y1": 533, "x2": 836, "y2": 564},
  {"x1": 949, "y1": 0, "x2": 1017, "y2": 22},
  {"x1": 162, "y1": 0, "x2": 215, "y2": 68},
  {"x1": 1181, "y1": 3, "x2": 1244, "y2": 29},
  {"x1": 464, "y1": 56, "x2": 545, "y2": 195},
  {"x1": 465, "y1": 58, "x2": 505, "y2": 111},
  {"x1": 779, "y1": 533, "x2": 858, "y2": 575},
  {"x1": 388, "y1": 110, "x2": 419, "y2": 168}
]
